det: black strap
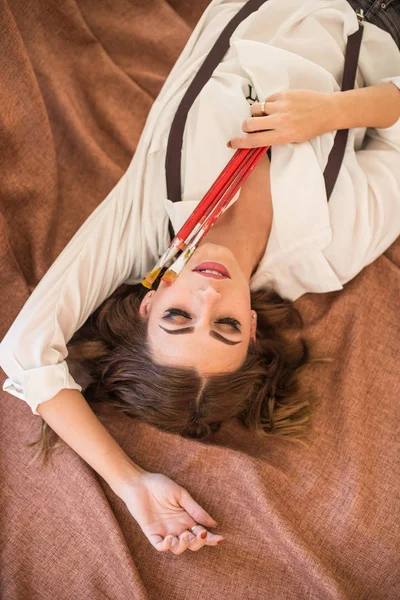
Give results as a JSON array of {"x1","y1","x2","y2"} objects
[
  {"x1": 165, "y1": 0, "x2": 269, "y2": 241},
  {"x1": 323, "y1": 22, "x2": 364, "y2": 198},
  {"x1": 165, "y1": 2, "x2": 364, "y2": 240}
]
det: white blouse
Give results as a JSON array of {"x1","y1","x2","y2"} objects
[{"x1": 1, "y1": 0, "x2": 400, "y2": 416}]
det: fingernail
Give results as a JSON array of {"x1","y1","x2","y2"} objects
[
  {"x1": 200, "y1": 531, "x2": 207, "y2": 539},
  {"x1": 226, "y1": 141, "x2": 232, "y2": 148},
  {"x1": 216, "y1": 540, "x2": 224, "y2": 545}
]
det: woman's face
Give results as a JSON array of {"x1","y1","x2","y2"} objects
[{"x1": 139, "y1": 243, "x2": 257, "y2": 374}]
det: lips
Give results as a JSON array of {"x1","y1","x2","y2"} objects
[{"x1": 192, "y1": 262, "x2": 231, "y2": 279}]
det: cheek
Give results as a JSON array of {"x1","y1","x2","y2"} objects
[
  {"x1": 147, "y1": 315, "x2": 161, "y2": 341},
  {"x1": 152, "y1": 280, "x2": 189, "y2": 311},
  {"x1": 231, "y1": 286, "x2": 251, "y2": 310}
]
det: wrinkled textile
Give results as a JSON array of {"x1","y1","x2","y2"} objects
[{"x1": 0, "y1": 1, "x2": 399, "y2": 599}]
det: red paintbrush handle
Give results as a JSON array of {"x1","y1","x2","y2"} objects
[
  {"x1": 179, "y1": 148, "x2": 264, "y2": 250},
  {"x1": 186, "y1": 146, "x2": 267, "y2": 245},
  {"x1": 196, "y1": 148, "x2": 261, "y2": 227},
  {"x1": 176, "y1": 148, "x2": 253, "y2": 241},
  {"x1": 160, "y1": 146, "x2": 268, "y2": 286}
]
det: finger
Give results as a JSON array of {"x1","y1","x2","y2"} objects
[
  {"x1": 188, "y1": 525, "x2": 225, "y2": 550},
  {"x1": 188, "y1": 527, "x2": 208, "y2": 546},
  {"x1": 229, "y1": 130, "x2": 285, "y2": 149},
  {"x1": 251, "y1": 100, "x2": 280, "y2": 117},
  {"x1": 151, "y1": 533, "x2": 174, "y2": 552},
  {"x1": 189, "y1": 533, "x2": 225, "y2": 550},
  {"x1": 166, "y1": 534, "x2": 182, "y2": 551},
  {"x1": 242, "y1": 115, "x2": 278, "y2": 133},
  {"x1": 179, "y1": 488, "x2": 218, "y2": 528},
  {"x1": 187, "y1": 529, "x2": 209, "y2": 551},
  {"x1": 171, "y1": 531, "x2": 193, "y2": 555}
]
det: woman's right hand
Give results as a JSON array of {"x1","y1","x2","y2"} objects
[{"x1": 119, "y1": 471, "x2": 224, "y2": 554}]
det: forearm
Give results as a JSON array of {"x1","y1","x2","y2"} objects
[
  {"x1": 330, "y1": 82, "x2": 400, "y2": 130},
  {"x1": 36, "y1": 389, "x2": 147, "y2": 497}
]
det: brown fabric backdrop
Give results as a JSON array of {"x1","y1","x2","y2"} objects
[{"x1": 1, "y1": 1, "x2": 399, "y2": 598}]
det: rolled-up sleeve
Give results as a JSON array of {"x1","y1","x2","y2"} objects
[{"x1": 0, "y1": 168, "x2": 141, "y2": 416}]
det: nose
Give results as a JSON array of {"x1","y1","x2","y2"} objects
[
  {"x1": 192, "y1": 286, "x2": 222, "y2": 325},
  {"x1": 195, "y1": 285, "x2": 221, "y2": 305}
]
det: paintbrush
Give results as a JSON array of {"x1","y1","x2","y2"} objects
[
  {"x1": 141, "y1": 146, "x2": 269, "y2": 289},
  {"x1": 161, "y1": 146, "x2": 267, "y2": 285},
  {"x1": 141, "y1": 148, "x2": 255, "y2": 289}
]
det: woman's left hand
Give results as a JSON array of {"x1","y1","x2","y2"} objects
[{"x1": 227, "y1": 89, "x2": 336, "y2": 148}]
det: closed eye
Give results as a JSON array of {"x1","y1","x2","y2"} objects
[
  {"x1": 158, "y1": 325, "x2": 242, "y2": 346},
  {"x1": 162, "y1": 308, "x2": 241, "y2": 332}
]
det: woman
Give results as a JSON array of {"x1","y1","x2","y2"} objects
[{"x1": 1, "y1": 0, "x2": 400, "y2": 555}]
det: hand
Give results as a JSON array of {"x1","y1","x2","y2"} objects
[
  {"x1": 227, "y1": 89, "x2": 335, "y2": 148},
  {"x1": 119, "y1": 471, "x2": 224, "y2": 554}
]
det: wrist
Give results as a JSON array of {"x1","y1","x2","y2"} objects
[
  {"x1": 328, "y1": 83, "x2": 400, "y2": 131},
  {"x1": 328, "y1": 90, "x2": 353, "y2": 131},
  {"x1": 99, "y1": 446, "x2": 149, "y2": 498},
  {"x1": 319, "y1": 92, "x2": 341, "y2": 134}
]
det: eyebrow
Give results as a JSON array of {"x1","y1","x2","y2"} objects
[{"x1": 158, "y1": 325, "x2": 242, "y2": 346}]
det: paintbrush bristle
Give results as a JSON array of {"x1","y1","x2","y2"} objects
[
  {"x1": 161, "y1": 269, "x2": 178, "y2": 285},
  {"x1": 141, "y1": 266, "x2": 162, "y2": 288},
  {"x1": 141, "y1": 278, "x2": 153, "y2": 289}
]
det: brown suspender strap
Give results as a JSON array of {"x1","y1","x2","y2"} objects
[
  {"x1": 165, "y1": 2, "x2": 364, "y2": 241},
  {"x1": 165, "y1": 0, "x2": 269, "y2": 241},
  {"x1": 166, "y1": 0, "x2": 268, "y2": 204},
  {"x1": 323, "y1": 22, "x2": 364, "y2": 198}
]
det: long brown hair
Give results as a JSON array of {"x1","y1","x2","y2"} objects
[{"x1": 26, "y1": 283, "x2": 333, "y2": 464}]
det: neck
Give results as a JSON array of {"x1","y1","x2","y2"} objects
[{"x1": 198, "y1": 153, "x2": 273, "y2": 280}]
